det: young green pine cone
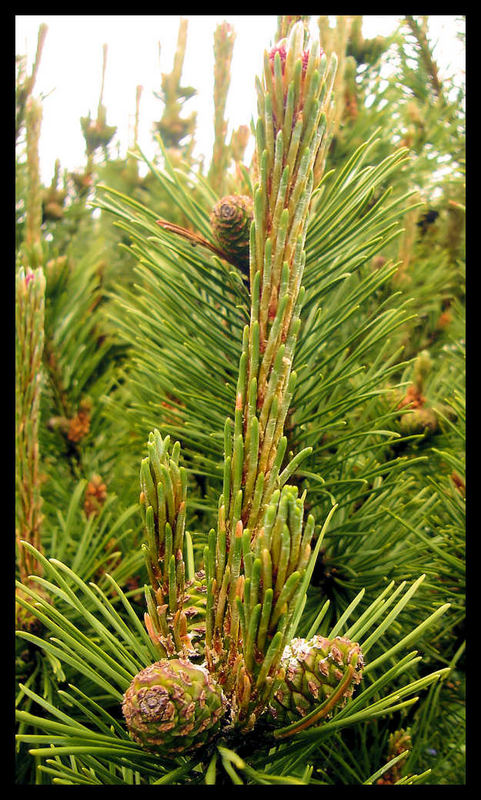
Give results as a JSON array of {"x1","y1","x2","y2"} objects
[
  {"x1": 210, "y1": 194, "x2": 253, "y2": 276},
  {"x1": 269, "y1": 635, "x2": 364, "y2": 726},
  {"x1": 122, "y1": 659, "x2": 226, "y2": 754},
  {"x1": 399, "y1": 407, "x2": 438, "y2": 436}
]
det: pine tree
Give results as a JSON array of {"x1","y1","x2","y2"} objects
[{"x1": 15, "y1": 16, "x2": 465, "y2": 785}]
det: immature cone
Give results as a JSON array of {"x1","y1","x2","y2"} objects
[
  {"x1": 269, "y1": 635, "x2": 364, "y2": 726},
  {"x1": 210, "y1": 194, "x2": 253, "y2": 276},
  {"x1": 122, "y1": 659, "x2": 226, "y2": 754},
  {"x1": 399, "y1": 407, "x2": 438, "y2": 436}
]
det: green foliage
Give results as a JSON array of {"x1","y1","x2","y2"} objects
[{"x1": 15, "y1": 15, "x2": 464, "y2": 785}]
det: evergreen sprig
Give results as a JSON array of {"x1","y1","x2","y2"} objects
[
  {"x1": 15, "y1": 14, "x2": 464, "y2": 785},
  {"x1": 16, "y1": 544, "x2": 450, "y2": 783}
]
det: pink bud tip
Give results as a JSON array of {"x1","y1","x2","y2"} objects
[{"x1": 269, "y1": 44, "x2": 287, "y2": 73}]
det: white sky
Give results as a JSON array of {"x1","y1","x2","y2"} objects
[{"x1": 15, "y1": 15, "x2": 465, "y2": 184}]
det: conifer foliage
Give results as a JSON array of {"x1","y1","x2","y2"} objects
[{"x1": 15, "y1": 15, "x2": 465, "y2": 785}]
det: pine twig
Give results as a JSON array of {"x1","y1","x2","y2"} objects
[
  {"x1": 155, "y1": 18, "x2": 196, "y2": 160},
  {"x1": 404, "y1": 16, "x2": 445, "y2": 103},
  {"x1": 208, "y1": 22, "x2": 236, "y2": 196},
  {"x1": 24, "y1": 97, "x2": 44, "y2": 268},
  {"x1": 16, "y1": 267, "x2": 46, "y2": 586},
  {"x1": 15, "y1": 23, "x2": 48, "y2": 142},
  {"x1": 204, "y1": 21, "x2": 339, "y2": 728}
]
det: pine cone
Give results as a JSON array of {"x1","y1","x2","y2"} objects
[
  {"x1": 210, "y1": 195, "x2": 253, "y2": 276},
  {"x1": 122, "y1": 659, "x2": 226, "y2": 754},
  {"x1": 399, "y1": 407, "x2": 438, "y2": 436},
  {"x1": 269, "y1": 635, "x2": 364, "y2": 726}
]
